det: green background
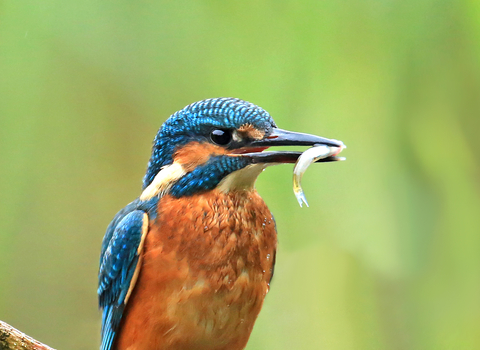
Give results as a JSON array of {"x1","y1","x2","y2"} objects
[{"x1": 1, "y1": 1, "x2": 480, "y2": 349}]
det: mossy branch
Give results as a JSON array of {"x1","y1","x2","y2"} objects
[{"x1": 0, "y1": 320, "x2": 55, "y2": 350}]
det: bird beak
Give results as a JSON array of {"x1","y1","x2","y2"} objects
[{"x1": 239, "y1": 128, "x2": 345, "y2": 164}]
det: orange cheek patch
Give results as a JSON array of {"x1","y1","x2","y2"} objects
[
  {"x1": 238, "y1": 124, "x2": 265, "y2": 140},
  {"x1": 173, "y1": 142, "x2": 228, "y2": 172}
]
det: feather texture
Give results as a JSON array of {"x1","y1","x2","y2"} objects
[{"x1": 98, "y1": 210, "x2": 148, "y2": 350}]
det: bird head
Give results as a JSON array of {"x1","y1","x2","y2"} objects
[{"x1": 140, "y1": 98, "x2": 342, "y2": 200}]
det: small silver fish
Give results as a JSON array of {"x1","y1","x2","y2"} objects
[{"x1": 293, "y1": 142, "x2": 346, "y2": 207}]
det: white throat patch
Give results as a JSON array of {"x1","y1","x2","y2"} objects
[
  {"x1": 139, "y1": 162, "x2": 186, "y2": 200},
  {"x1": 217, "y1": 163, "x2": 267, "y2": 193}
]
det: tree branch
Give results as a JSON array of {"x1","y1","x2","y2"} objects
[{"x1": 0, "y1": 320, "x2": 55, "y2": 350}]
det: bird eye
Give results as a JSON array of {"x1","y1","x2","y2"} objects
[{"x1": 210, "y1": 129, "x2": 232, "y2": 146}]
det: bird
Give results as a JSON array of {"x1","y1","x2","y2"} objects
[{"x1": 98, "y1": 97, "x2": 343, "y2": 350}]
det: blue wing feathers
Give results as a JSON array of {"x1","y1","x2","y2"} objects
[
  {"x1": 100, "y1": 200, "x2": 142, "y2": 265},
  {"x1": 98, "y1": 209, "x2": 147, "y2": 350},
  {"x1": 100, "y1": 304, "x2": 125, "y2": 350}
]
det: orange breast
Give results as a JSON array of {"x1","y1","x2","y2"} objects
[{"x1": 114, "y1": 189, "x2": 277, "y2": 350}]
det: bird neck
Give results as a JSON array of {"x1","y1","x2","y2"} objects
[
  {"x1": 141, "y1": 154, "x2": 258, "y2": 201},
  {"x1": 168, "y1": 156, "x2": 252, "y2": 197},
  {"x1": 143, "y1": 135, "x2": 184, "y2": 190},
  {"x1": 216, "y1": 164, "x2": 267, "y2": 193}
]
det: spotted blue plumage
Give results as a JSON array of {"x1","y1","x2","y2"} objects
[
  {"x1": 98, "y1": 197, "x2": 158, "y2": 350},
  {"x1": 143, "y1": 98, "x2": 276, "y2": 189},
  {"x1": 170, "y1": 155, "x2": 251, "y2": 197},
  {"x1": 98, "y1": 210, "x2": 144, "y2": 350}
]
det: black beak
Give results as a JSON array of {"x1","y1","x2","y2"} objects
[
  {"x1": 251, "y1": 128, "x2": 343, "y2": 148},
  {"x1": 240, "y1": 128, "x2": 345, "y2": 164}
]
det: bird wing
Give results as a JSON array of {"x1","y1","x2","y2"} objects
[{"x1": 98, "y1": 210, "x2": 149, "y2": 350}]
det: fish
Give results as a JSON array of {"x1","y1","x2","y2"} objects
[{"x1": 293, "y1": 141, "x2": 346, "y2": 207}]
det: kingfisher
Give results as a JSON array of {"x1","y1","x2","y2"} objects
[{"x1": 98, "y1": 98, "x2": 343, "y2": 350}]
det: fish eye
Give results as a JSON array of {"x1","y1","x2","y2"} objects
[{"x1": 210, "y1": 129, "x2": 232, "y2": 146}]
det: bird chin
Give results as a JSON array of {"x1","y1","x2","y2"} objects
[{"x1": 217, "y1": 164, "x2": 268, "y2": 193}]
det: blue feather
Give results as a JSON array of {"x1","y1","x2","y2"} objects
[
  {"x1": 98, "y1": 210, "x2": 146, "y2": 350},
  {"x1": 170, "y1": 155, "x2": 250, "y2": 197}
]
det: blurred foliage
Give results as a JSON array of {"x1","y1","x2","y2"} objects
[{"x1": 1, "y1": 1, "x2": 480, "y2": 349}]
